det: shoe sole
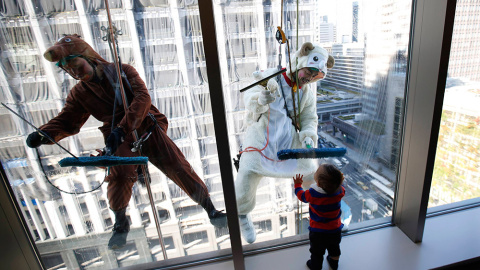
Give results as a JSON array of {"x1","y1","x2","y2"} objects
[{"x1": 108, "y1": 244, "x2": 125, "y2": 250}]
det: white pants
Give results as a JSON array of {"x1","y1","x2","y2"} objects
[{"x1": 235, "y1": 168, "x2": 264, "y2": 215}]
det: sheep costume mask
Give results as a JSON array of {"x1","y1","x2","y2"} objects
[{"x1": 236, "y1": 42, "x2": 334, "y2": 217}]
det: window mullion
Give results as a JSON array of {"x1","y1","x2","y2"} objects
[
  {"x1": 198, "y1": 1, "x2": 245, "y2": 269},
  {"x1": 395, "y1": 0, "x2": 455, "y2": 242}
]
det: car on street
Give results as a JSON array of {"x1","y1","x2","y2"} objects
[{"x1": 356, "y1": 181, "x2": 369, "y2": 190}]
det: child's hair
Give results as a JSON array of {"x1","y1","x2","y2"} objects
[{"x1": 314, "y1": 164, "x2": 344, "y2": 194}]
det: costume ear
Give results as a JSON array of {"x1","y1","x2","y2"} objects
[
  {"x1": 299, "y1": 42, "x2": 314, "y2": 57},
  {"x1": 327, "y1": 55, "x2": 335, "y2": 69}
]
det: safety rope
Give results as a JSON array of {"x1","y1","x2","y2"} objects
[
  {"x1": 34, "y1": 148, "x2": 106, "y2": 195},
  {"x1": 295, "y1": 0, "x2": 301, "y2": 129},
  {"x1": 240, "y1": 1, "x2": 305, "y2": 164},
  {"x1": 103, "y1": 0, "x2": 167, "y2": 259},
  {"x1": 239, "y1": 109, "x2": 286, "y2": 163}
]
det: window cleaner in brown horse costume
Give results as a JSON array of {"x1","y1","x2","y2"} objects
[{"x1": 26, "y1": 34, "x2": 227, "y2": 249}]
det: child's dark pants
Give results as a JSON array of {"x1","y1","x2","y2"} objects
[{"x1": 309, "y1": 231, "x2": 342, "y2": 269}]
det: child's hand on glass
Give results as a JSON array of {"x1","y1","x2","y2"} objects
[{"x1": 293, "y1": 174, "x2": 303, "y2": 185}]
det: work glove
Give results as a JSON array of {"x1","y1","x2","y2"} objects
[
  {"x1": 258, "y1": 78, "x2": 280, "y2": 106},
  {"x1": 26, "y1": 131, "x2": 50, "y2": 148},
  {"x1": 105, "y1": 127, "x2": 125, "y2": 155},
  {"x1": 302, "y1": 137, "x2": 314, "y2": 149},
  {"x1": 266, "y1": 78, "x2": 280, "y2": 97},
  {"x1": 258, "y1": 90, "x2": 276, "y2": 105}
]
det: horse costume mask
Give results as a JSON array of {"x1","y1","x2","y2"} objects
[{"x1": 43, "y1": 34, "x2": 107, "y2": 64}]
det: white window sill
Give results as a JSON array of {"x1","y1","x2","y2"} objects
[{"x1": 188, "y1": 206, "x2": 480, "y2": 270}]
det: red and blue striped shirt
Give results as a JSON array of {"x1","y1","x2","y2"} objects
[{"x1": 295, "y1": 183, "x2": 345, "y2": 233}]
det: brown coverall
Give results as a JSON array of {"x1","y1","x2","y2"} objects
[{"x1": 39, "y1": 62, "x2": 209, "y2": 211}]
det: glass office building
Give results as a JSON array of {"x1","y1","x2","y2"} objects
[{"x1": 0, "y1": 0, "x2": 478, "y2": 269}]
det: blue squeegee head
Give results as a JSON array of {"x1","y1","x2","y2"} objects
[
  {"x1": 59, "y1": 156, "x2": 148, "y2": 167},
  {"x1": 277, "y1": 148, "x2": 347, "y2": 160}
]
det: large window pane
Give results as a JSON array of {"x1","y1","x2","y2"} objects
[
  {"x1": 0, "y1": 0, "x2": 415, "y2": 268},
  {"x1": 429, "y1": 0, "x2": 480, "y2": 209},
  {"x1": 0, "y1": 0, "x2": 230, "y2": 269},
  {"x1": 213, "y1": 0, "x2": 412, "y2": 248}
]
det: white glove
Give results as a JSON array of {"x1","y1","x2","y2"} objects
[
  {"x1": 258, "y1": 89, "x2": 276, "y2": 105},
  {"x1": 302, "y1": 137, "x2": 314, "y2": 149},
  {"x1": 266, "y1": 78, "x2": 280, "y2": 97}
]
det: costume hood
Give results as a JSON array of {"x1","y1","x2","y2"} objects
[
  {"x1": 287, "y1": 42, "x2": 335, "y2": 81},
  {"x1": 43, "y1": 34, "x2": 107, "y2": 64}
]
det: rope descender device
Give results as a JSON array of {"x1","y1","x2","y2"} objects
[
  {"x1": 131, "y1": 130, "x2": 152, "y2": 152},
  {"x1": 101, "y1": 24, "x2": 122, "y2": 43},
  {"x1": 275, "y1": 27, "x2": 287, "y2": 45},
  {"x1": 131, "y1": 113, "x2": 160, "y2": 152}
]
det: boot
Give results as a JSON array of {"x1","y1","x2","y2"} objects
[
  {"x1": 208, "y1": 209, "x2": 228, "y2": 228},
  {"x1": 239, "y1": 214, "x2": 256, "y2": 244},
  {"x1": 108, "y1": 208, "x2": 130, "y2": 250},
  {"x1": 327, "y1": 256, "x2": 339, "y2": 270},
  {"x1": 201, "y1": 197, "x2": 228, "y2": 228}
]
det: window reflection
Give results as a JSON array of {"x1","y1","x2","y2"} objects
[
  {"x1": 1, "y1": 0, "x2": 229, "y2": 267},
  {"x1": 429, "y1": 0, "x2": 480, "y2": 208},
  {"x1": 430, "y1": 84, "x2": 480, "y2": 206},
  {"x1": 0, "y1": 0, "x2": 414, "y2": 268},
  {"x1": 221, "y1": 0, "x2": 410, "y2": 245}
]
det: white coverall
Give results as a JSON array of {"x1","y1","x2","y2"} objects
[{"x1": 235, "y1": 68, "x2": 318, "y2": 215}]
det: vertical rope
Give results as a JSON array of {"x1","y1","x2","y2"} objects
[
  {"x1": 286, "y1": 40, "x2": 298, "y2": 130},
  {"x1": 296, "y1": 0, "x2": 301, "y2": 129},
  {"x1": 280, "y1": 0, "x2": 284, "y2": 30},
  {"x1": 103, "y1": 0, "x2": 167, "y2": 260},
  {"x1": 296, "y1": 0, "x2": 303, "y2": 234}
]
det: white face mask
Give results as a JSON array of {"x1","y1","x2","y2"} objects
[{"x1": 305, "y1": 52, "x2": 328, "y2": 77}]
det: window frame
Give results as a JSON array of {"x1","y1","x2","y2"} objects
[
  {"x1": 394, "y1": 0, "x2": 456, "y2": 243},
  {"x1": 0, "y1": 0, "x2": 471, "y2": 269}
]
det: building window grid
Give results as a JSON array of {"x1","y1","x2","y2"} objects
[{"x1": 1, "y1": 0, "x2": 474, "y2": 268}]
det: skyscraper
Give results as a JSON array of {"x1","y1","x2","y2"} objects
[
  {"x1": 447, "y1": 0, "x2": 480, "y2": 81},
  {"x1": 352, "y1": 1, "x2": 359, "y2": 42}
]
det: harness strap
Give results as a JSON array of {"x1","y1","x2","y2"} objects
[{"x1": 278, "y1": 74, "x2": 299, "y2": 131}]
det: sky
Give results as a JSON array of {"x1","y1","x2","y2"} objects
[{"x1": 316, "y1": 0, "x2": 365, "y2": 43}]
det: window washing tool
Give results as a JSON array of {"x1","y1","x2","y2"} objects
[
  {"x1": 277, "y1": 147, "x2": 347, "y2": 160},
  {"x1": 1, "y1": 102, "x2": 148, "y2": 168},
  {"x1": 58, "y1": 155, "x2": 148, "y2": 167},
  {"x1": 240, "y1": 68, "x2": 287, "y2": 93},
  {"x1": 2, "y1": 102, "x2": 79, "y2": 159}
]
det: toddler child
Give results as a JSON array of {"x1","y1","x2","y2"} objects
[{"x1": 293, "y1": 163, "x2": 345, "y2": 269}]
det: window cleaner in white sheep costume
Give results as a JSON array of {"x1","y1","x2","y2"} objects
[{"x1": 236, "y1": 42, "x2": 335, "y2": 244}]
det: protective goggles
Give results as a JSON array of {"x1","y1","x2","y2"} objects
[{"x1": 56, "y1": 54, "x2": 82, "y2": 67}]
